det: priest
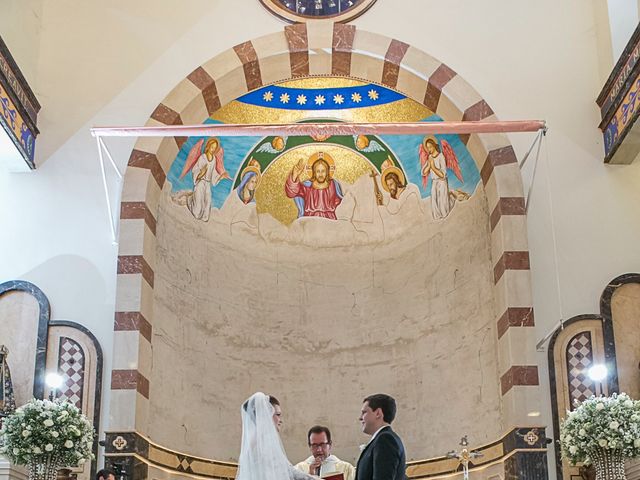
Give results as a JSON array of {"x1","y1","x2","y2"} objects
[{"x1": 294, "y1": 425, "x2": 355, "y2": 480}]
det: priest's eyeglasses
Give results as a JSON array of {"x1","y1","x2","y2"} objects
[{"x1": 310, "y1": 442, "x2": 330, "y2": 448}]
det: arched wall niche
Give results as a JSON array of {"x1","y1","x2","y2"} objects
[
  {"x1": 0, "y1": 280, "x2": 51, "y2": 402},
  {"x1": 108, "y1": 24, "x2": 542, "y2": 477},
  {"x1": 548, "y1": 314, "x2": 611, "y2": 480},
  {"x1": 548, "y1": 273, "x2": 640, "y2": 480},
  {"x1": 46, "y1": 320, "x2": 104, "y2": 480},
  {"x1": 0, "y1": 282, "x2": 103, "y2": 480},
  {"x1": 603, "y1": 273, "x2": 640, "y2": 398}
]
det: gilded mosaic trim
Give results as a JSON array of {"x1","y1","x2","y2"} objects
[
  {"x1": 597, "y1": 23, "x2": 640, "y2": 120},
  {"x1": 0, "y1": 80, "x2": 36, "y2": 167},
  {"x1": 406, "y1": 428, "x2": 547, "y2": 479},
  {"x1": 0, "y1": 35, "x2": 39, "y2": 168},
  {"x1": 0, "y1": 35, "x2": 40, "y2": 125},
  {"x1": 602, "y1": 72, "x2": 640, "y2": 160}
]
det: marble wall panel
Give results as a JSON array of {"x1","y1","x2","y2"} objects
[
  {"x1": 0, "y1": 290, "x2": 40, "y2": 405},
  {"x1": 611, "y1": 283, "x2": 640, "y2": 399}
]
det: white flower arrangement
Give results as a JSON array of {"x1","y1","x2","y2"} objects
[
  {"x1": 560, "y1": 392, "x2": 640, "y2": 465},
  {"x1": 0, "y1": 399, "x2": 95, "y2": 466}
]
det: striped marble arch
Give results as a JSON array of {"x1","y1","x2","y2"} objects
[{"x1": 110, "y1": 23, "x2": 539, "y2": 445}]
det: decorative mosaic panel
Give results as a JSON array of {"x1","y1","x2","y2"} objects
[
  {"x1": 168, "y1": 77, "x2": 481, "y2": 227},
  {"x1": 602, "y1": 74, "x2": 640, "y2": 157},
  {"x1": 57, "y1": 337, "x2": 85, "y2": 408},
  {"x1": 597, "y1": 24, "x2": 640, "y2": 162},
  {"x1": 0, "y1": 81, "x2": 35, "y2": 163},
  {"x1": 566, "y1": 332, "x2": 595, "y2": 407},
  {"x1": 0, "y1": 37, "x2": 39, "y2": 169}
]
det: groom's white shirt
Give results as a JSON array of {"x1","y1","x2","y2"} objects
[
  {"x1": 366, "y1": 424, "x2": 390, "y2": 445},
  {"x1": 295, "y1": 454, "x2": 355, "y2": 480}
]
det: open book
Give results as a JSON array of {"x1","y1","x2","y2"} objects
[{"x1": 321, "y1": 474, "x2": 344, "y2": 480}]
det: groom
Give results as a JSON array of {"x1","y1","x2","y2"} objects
[{"x1": 356, "y1": 394, "x2": 406, "y2": 480}]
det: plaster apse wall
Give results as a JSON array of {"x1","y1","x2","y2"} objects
[
  {"x1": 0, "y1": 0, "x2": 639, "y2": 475},
  {"x1": 150, "y1": 187, "x2": 500, "y2": 463}
]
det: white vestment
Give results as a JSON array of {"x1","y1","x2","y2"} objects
[{"x1": 295, "y1": 455, "x2": 355, "y2": 480}]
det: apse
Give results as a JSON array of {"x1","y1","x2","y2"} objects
[{"x1": 144, "y1": 77, "x2": 500, "y2": 462}]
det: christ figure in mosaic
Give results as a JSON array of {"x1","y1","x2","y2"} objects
[{"x1": 285, "y1": 152, "x2": 343, "y2": 220}]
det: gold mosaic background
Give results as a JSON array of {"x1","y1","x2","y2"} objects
[
  {"x1": 255, "y1": 144, "x2": 375, "y2": 225},
  {"x1": 211, "y1": 78, "x2": 433, "y2": 125},
  {"x1": 210, "y1": 77, "x2": 434, "y2": 224}
]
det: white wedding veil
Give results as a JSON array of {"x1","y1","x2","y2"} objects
[{"x1": 237, "y1": 392, "x2": 293, "y2": 480}]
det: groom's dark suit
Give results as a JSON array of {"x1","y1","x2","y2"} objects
[{"x1": 355, "y1": 426, "x2": 406, "y2": 480}]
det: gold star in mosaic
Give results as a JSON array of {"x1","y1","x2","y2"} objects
[
  {"x1": 368, "y1": 89, "x2": 379, "y2": 100},
  {"x1": 333, "y1": 94, "x2": 344, "y2": 104},
  {"x1": 280, "y1": 93, "x2": 290, "y2": 104},
  {"x1": 315, "y1": 95, "x2": 326, "y2": 106},
  {"x1": 263, "y1": 91, "x2": 274, "y2": 102},
  {"x1": 351, "y1": 92, "x2": 362, "y2": 103},
  {"x1": 297, "y1": 94, "x2": 307, "y2": 105}
]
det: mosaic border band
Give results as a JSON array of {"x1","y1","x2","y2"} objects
[{"x1": 104, "y1": 428, "x2": 547, "y2": 480}]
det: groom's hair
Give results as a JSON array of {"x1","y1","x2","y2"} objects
[
  {"x1": 363, "y1": 394, "x2": 397, "y2": 423},
  {"x1": 307, "y1": 425, "x2": 332, "y2": 445}
]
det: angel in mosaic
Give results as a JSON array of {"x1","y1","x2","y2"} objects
[
  {"x1": 353, "y1": 135, "x2": 385, "y2": 153},
  {"x1": 173, "y1": 137, "x2": 230, "y2": 221},
  {"x1": 419, "y1": 136, "x2": 469, "y2": 220},
  {"x1": 256, "y1": 136, "x2": 287, "y2": 154}
]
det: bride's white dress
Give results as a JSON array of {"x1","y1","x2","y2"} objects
[{"x1": 237, "y1": 393, "x2": 316, "y2": 480}]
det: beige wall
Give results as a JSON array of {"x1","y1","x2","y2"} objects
[
  {"x1": 150, "y1": 187, "x2": 501, "y2": 463},
  {"x1": 0, "y1": 0, "x2": 43, "y2": 86}
]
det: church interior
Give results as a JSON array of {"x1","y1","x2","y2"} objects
[{"x1": 1, "y1": 1, "x2": 640, "y2": 480}]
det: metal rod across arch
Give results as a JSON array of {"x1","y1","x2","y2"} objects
[{"x1": 90, "y1": 120, "x2": 546, "y2": 138}]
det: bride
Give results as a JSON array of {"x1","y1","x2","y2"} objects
[{"x1": 237, "y1": 392, "x2": 318, "y2": 480}]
